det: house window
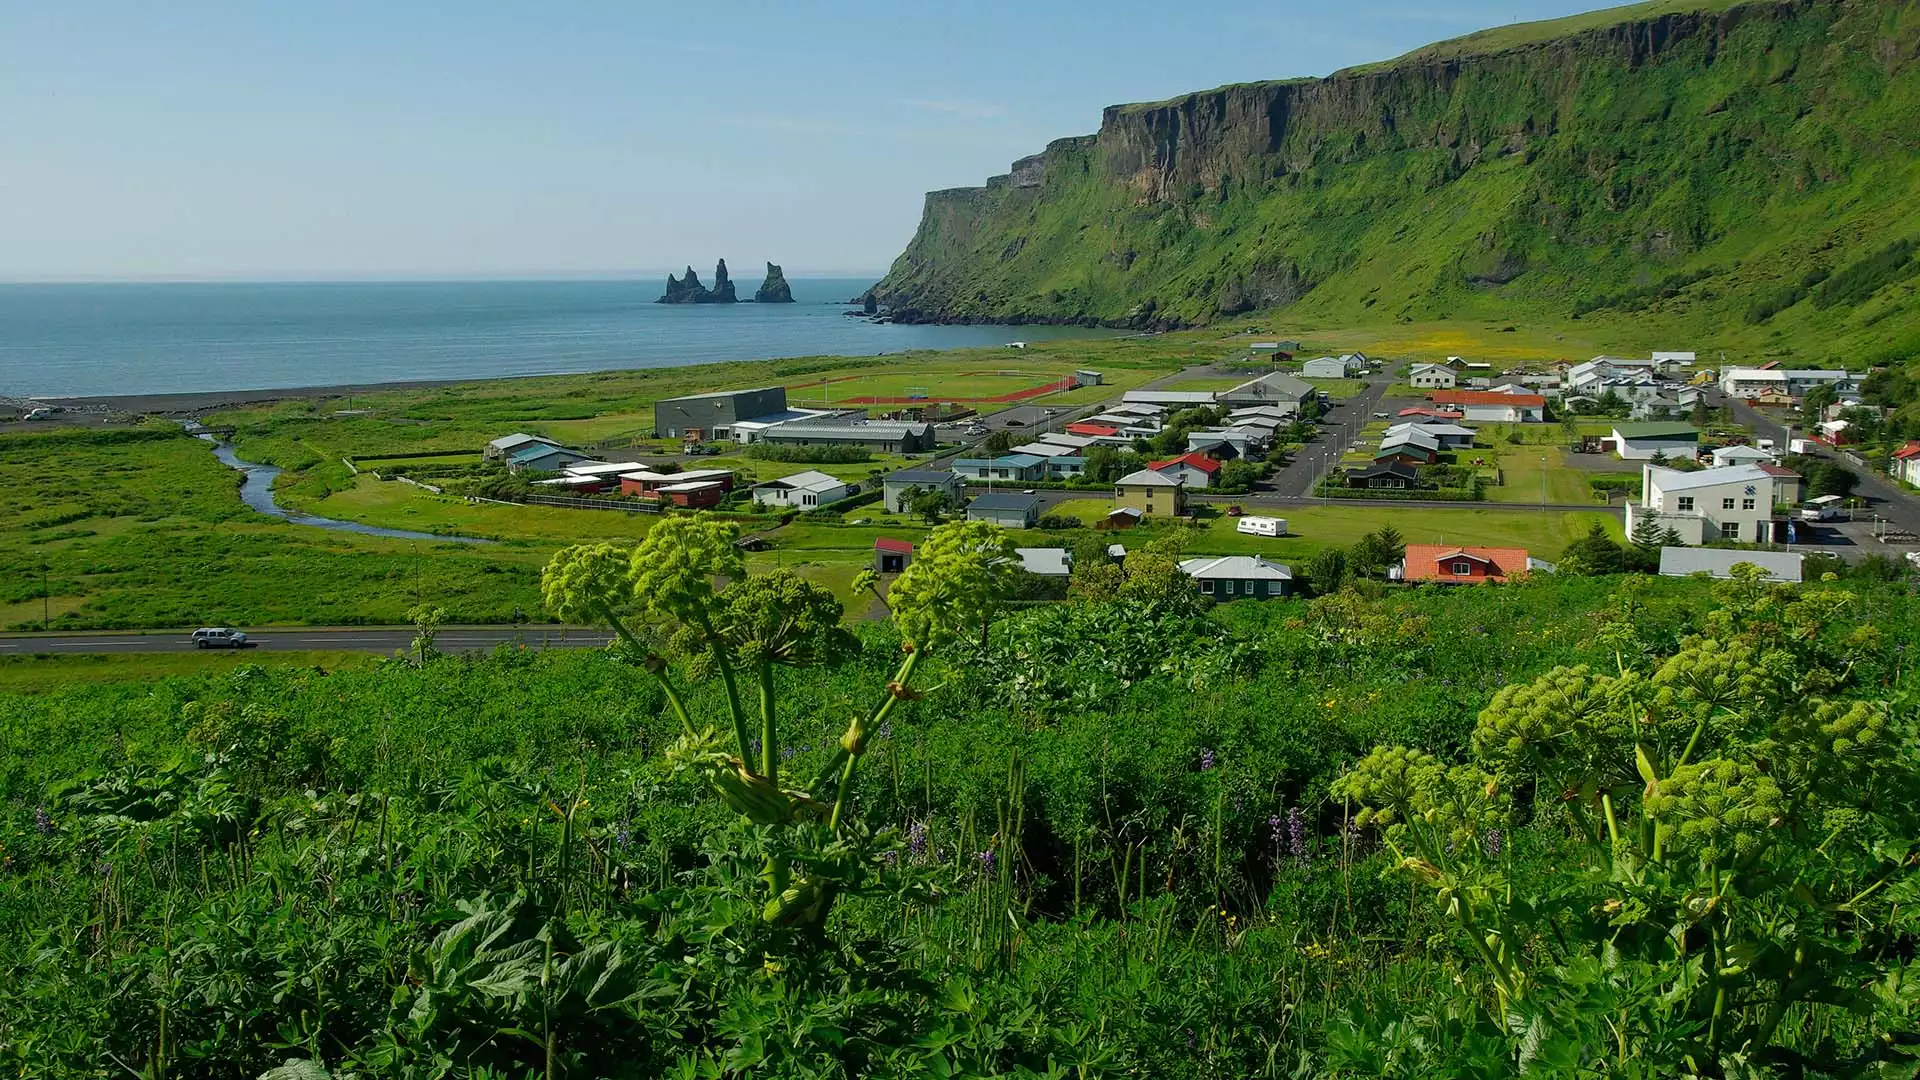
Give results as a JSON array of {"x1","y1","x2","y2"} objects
[
  {"x1": 1742, "y1": 498, "x2": 1755, "y2": 510},
  {"x1": 1452, "y1": 561, "x2": 1473, "y2": 576},
  {"x1": 1222, "y1": 580, "x2": 1236, "y2": 596},
  {"x1": 1677, "y1": 496, "x2": 1694, "y2": 511},
  {"x1": 1721, "y1": 522, "x2": 1740, "y2": 539},
  {"x1": 1200, "y1": 580, "x2": 1215, "y2": 594},
  {"x1": 1722, "y1": 497, "x2": 1736, "y2": 510}
]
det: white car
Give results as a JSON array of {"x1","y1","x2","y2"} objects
[{"x1": 191, "y1": 627, "x2": 251, "y2": 649}]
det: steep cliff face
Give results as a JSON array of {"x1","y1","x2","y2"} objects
[
  {"x1": 755, "y1": 262, "x2": 794, "y2": 303},
  {"x1": 873, "y1": 0, "x2": 1920, "y2": 355}
]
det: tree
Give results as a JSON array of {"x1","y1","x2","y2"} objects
[
  {"x1": 1627, "y1": 512, "x2": 1664, "y2": 572},
  {"x1": 1300, "y1": 394, "x2": 1325, "y2": 422},
  {"x1": 1216, "y1": 459, "x2": 1262, "y2": 493},
  {"x1": 983, "y1": 429, "x2": 1015, "y2": 454},
  {"x1": 906, "y1": 485, "x2": 953, "y2": 524},
  {"x1": 1115, "y1": 532, "x2": 1205, "y2": 613},
  {"x1": 1659, "y1": 525, "x2": 1685, "y2": 548},
  {"x1": 1595, "y1": 388, "x2": 1628, "y2": 417},
  {"x1": 1347, "y1": 526, "x2": 1405, "y2": 579},
  {"x1": 1082, "y1": 444, "x2": 1121, "y2": 484},
  {"x1": 1559, "y1": 521, "x2": 1626, "y2": 575},
  {"x1": 1305, "y1": 548, "x2": 1348, "y2": 595}
]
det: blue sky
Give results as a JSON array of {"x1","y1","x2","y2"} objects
[{"x1": 1, "y1": 0, "x2": 1612, "y2": 281}]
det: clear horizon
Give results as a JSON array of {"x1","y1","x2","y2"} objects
[{"x1": 4, "y1": 0, "x2": 1616, "y2": 281}]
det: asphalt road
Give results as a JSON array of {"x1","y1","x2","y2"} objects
[
  {"x1": 1717, "y1": 391, "x2": 1920, "y2": 538},
  {"x1": 0, "y1": 627, "x2": 615, "y2": 656}
]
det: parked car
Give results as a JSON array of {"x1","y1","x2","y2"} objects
[{"x1": 191, "y1": 627, "x2": 252, "y2": 649}]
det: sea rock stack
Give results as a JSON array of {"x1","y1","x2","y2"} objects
[
  {"x1": 656, "y1": 260, "x2": 740, "y2": 304},
  {"x1": 755, "y1": 262, "x2": 794, "y2": 303}
]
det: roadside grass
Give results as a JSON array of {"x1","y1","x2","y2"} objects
[
  {"x1": 295, "y1": 476, "x2": 656, "y2": 544},
  {"x1": 1303, "y1": 378, "x2": 1369, "y2": 398},
  {"x1": 0, "y1": 650, "x2": 377, "y2": 692}
]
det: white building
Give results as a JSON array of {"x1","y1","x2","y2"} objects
[
  {"x1": 750, "y1": 470, "x2": 850, "y2": 509},
  {"x1": 1301, "y1": 356, "x2": 1354, "y2": 378},
  {"x1": 1710, "y1": 444, "x2": 1775, "y2": 468},
  {"x1": 1719, "y1": 368, "x2": 1861, "y2": 400},
  {"x1": 1384, "y1": 421, "x2": 1477, "y2": 448},
  {"x1": 1607, "y1": 423, "x2": 1699, "y2": 461},
  {"x1": 1409, "y1": 364, "x2": 1457, "y2": 390},
  {"x1": 1628, "y1": 464, "x2": 1778, "y2": 544}
]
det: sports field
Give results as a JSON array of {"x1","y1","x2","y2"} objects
[{"x1": 786, "y1": 368, "x2": 1078, "y2": 405}]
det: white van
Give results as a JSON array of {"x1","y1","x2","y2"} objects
[
  {"x1": 1236, "y1": 516, "x2": 1286, "y2": 538},
  {"x1": 191, "y1": 627, "x2": 251, "y2": 649}
]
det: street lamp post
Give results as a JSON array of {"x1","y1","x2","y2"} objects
[{"x1": 41, "y1": 560, "x2": 49, "y2": 632}]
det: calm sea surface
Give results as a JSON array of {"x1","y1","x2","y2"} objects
[{"x1": 0, "y1": 278, "x2": 1110, "y2": 398}]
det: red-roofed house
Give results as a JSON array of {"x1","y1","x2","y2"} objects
[
  {"x1": 1427, "y1": 391, "x2": 1547, "y2": 423},
  {"x1": 1400, "y1": 544, "x2": 1530, "y2": 584},
  {"x1": 1758, "y1": 462, "x2": 1804, "y2": 504},
  {"x1": 1891, "y1": 442, "x2": 1920, "y2": 487},
  {"x1": 1067, "y1": 422, "x2": 1121, "y2": 437},
  {"x1": 1148, "y1": 452, "x2": 1223, "y2": 489},
  {"x1": 874, "y1": 537, "x2": 914, "y2": 574},
  {"x1": 1398, "y1": 407, "x2": 1465, "y2": 420}
]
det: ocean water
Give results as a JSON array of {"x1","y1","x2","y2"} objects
[{"x1": 0, "y1": 278, "x2": 1110, "y2": 399}]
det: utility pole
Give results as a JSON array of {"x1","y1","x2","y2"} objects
[{"x1": 41, "y1": 560, "x2": 50, "y2": 631}]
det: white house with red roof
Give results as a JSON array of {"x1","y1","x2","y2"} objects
[
  {"x1": 1148, "y1": 452, "x2": 1222, "y2": 489},
  {"x1": 1891, "y1": 442, "x2": 1920, "y2": 487}
]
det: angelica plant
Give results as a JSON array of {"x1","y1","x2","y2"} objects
[{"x1": 541, "y1": 517, "x2": 1017, "y2": 930}]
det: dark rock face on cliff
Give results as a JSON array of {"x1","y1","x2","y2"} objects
[
  {"x1": 755, "y1": 262, "x2": 794, "y2": 303},
  {"x1": 657, "y1": 261, "x2": 739, "y2": 304},
  {"x1": 869, "y1": 0, "x2": 1920, "y2": 355}
]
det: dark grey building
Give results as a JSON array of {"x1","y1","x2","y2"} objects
[
  {"x1": 654, "y1": 386, "x2": 789, "y2": 439},
  {"x1": 882, "y1": 469, "x2": 964, "y2": 514},
  {"x1": 755, "y1": 422, "x2": 935, "y2": 454}
]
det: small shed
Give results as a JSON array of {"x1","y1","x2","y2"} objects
[{"x1": 874, "y1": 537, "x2": 914, "y2": 574}]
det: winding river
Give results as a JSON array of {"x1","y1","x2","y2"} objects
[{"x1": 194, "y1": 430, "x2": 488, "y2": 544}]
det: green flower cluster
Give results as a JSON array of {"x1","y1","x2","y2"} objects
[{"x1": 1643, "y1": 759, "x2": 1784, "y2": 862}]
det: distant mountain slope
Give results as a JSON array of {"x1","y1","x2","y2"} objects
[{"x1": 873, "y1": 0, "x2": 1920, "y2": 362}]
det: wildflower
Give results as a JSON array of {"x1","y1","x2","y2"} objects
[
  {"x1": 32, "y1": 806, "x2": 53, "y2": 835},
  {"x1": 1287, "y1": 806, "x2": 1310, "y2": 860},
  {"x1": 882, "y1": 849, "x2": 900, "y2": 868},
  {"x1": 1199, "y1": 747, "x2": 1215, "y2": 771},
  {"x1": 908, "y1": 821, "x2": 928, "y2": 859},
  {"x1": 1483, "y1": 828, "x2": 1503, "y2": 857},
  {"x1": 977, "y1": 849, "x2": 996, "y2": 874},
  {"x1": 614, "y1": 825, "x2": 634, "y2": 848},
  {"x1": 1269, "y1": 814, "x2": 1284, "y2": 848}
]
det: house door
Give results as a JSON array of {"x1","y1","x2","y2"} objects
[{"x1": 880, "y1": 554, "x2": 905, "y2": 573}]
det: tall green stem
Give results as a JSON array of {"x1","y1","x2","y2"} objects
[
  {"x1": 695, "y1": 610, "x2": 752, "y2": 769},
  {"x1": 596, "y1": 601, "x2": 697, "y2": 739},
  {"x1": 758, "y1": 660, "x2": 778, "y2": 784},
  {"x1": 829, "y1": 650, "x2": 921, "y2": 834}
]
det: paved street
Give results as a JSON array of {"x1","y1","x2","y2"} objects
[{"x1": 0, "y1": 627, "x2": 615, "y2": 655}]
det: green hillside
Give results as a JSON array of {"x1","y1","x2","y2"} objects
[{"x1": 872, "y1": 0, "x2": 1920, "y2": 368}]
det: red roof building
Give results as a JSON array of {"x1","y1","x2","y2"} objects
[
  {"x1": 1426, "y1": 390, "x2": 1548, "y2": 408},
  {"x1": 1894, "y1": 442, "x2": 1920, "y2": 461},
  {"x1": 1401, "y1": 544, "x2": 1530, "y2": 584},
  {"x1": 1067, "y1": 422, "x2": 1121, "y2": 437},
  {"x1": 1147, "y1": 452, "x2": 1222, "y2": 475},
  {"x1": 1398, "y1": 407, "x2": 1465, "y2": 420}
]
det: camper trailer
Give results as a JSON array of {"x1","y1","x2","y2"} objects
[{"x1": 1235, "y1": 516, "x2": 1287, "y2": 538}]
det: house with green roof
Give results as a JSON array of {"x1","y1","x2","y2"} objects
[{"x1": 1606, "y1": 422, "x2": 1700, "y2": 462}]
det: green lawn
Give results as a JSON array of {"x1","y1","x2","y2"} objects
[
  {"x1": 0, "y1": 650, "x2": 377, "y2": 692},
  {"x1": 1302, "y1": 378, "x2": 1369, "y2": 399}
]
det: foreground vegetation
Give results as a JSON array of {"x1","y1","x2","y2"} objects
[{"x1": 2, "y1": 516, "x2": 1915, "y2": 1076}]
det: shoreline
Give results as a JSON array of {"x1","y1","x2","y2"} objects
[{"x1": 42, "y1": 375, "x2": 523, "y2": 416}]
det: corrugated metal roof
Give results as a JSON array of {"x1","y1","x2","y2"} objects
[
  {"x1": 1115, "y1": 469, "x2": 1181, "y2": 487},
  {"x1": 1658, "y1": 547, "x2": 1803, "y2": 582},
  {"x1": 968, "y1": 492, "x2": 1042, "y2": 511},
  {"x1": 1648, "y1": 464, "x2": 1772, "y2": 492},
  {"x1": 885, "y1": 469, "x2": 958, "y2": 484},
  {"x1": 1178, "y1": 555, "x2": 1292, "y2": 580}
]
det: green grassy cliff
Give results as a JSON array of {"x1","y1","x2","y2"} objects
[{"x1": 872, "y1": 0, "x2": 1920, "y2": 364}]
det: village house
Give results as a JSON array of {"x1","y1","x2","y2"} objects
[
  {"x1": 1014, "y1": 548, "x2": 1074, "y2": 578},
  {"x1": 1759, "y1": 463, "x2": 1803, "y2": 504},
  {"x1": 1892, "y1": 442, "x2": 1920, "y2": 487},
  {"x1": 487, "y1": 432, "x2": 562, "y2": 461},
  {"x1": 1658, "y1": 547, "x2": 1803, "y2": 583},
  {"x1": 881, "y1": 468, "x2": 964, "y2": 514},
  {"x1": 966, "y1": 492, "x2": 1043, "y2": 528},
  {"x1": 1377, "y1": 427, "x2": 1443, "y2": 465},
  {"x1": 1221, "y1": 371, "x2": 1314, "y2": 410},
  {"x1": 1300, "y1": 355, "x2": 1356, "y2": 378},
  {"x1": 508, "y1": 443, "x2": 592, "y2": 474},
  {"x1": 1185, "y1": 428, "x2": 1265, "y2": 459},
  {"x1": 951, "y1": 454, "x2": 1047, "y2": 482},
  {"x1": 1384, "y1": 421, "x2": 1477, "y2": 449},
  {"x1": 1148, "y1": 452, "x2": 1222, "y2": 489},
  {"x1": 1178, "y1": 555, "x2": 1294, "y2": 600},
  {"x1": 1628, "y1": 463, "x2": 1778, "y2": 544},
  {"x1": 1711, "y1": 444, "x2": 1775, "y2": 468},
  {"x1": 1409, "y1": 364, "x2": 1457, "y2": 390},
  {"x1": 619, "y1": 468, "x2": 736, "y2": 500},
  {"x1": 656, "y1": 479, "x2": 729, "y2": 509},
  {"x1": 1607, "y1": 422, "x2": 1700, "y2": 461},
  {"x1": 1343, "y1": 461, "x2": 1420, "y2": 489},
  {"x1": 1427, "y1": 390, "x2": 1547, "y2": 423},
  {"x1": 750, "y1": 470, "x2": 850, "y2": 509},
  {"x1": 1114, "y1": 469, "x2": 1188, "y2": 516},
  {"x1": 1718, "y1": 367, "x2": 1861, "y2": 401},
  {"x1": 1399, "y1": 544, "x2": 1529, "y2": 584}
]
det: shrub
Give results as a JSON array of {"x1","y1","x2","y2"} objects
[{"x1": 743, "y1": 443, "x2": 874, "y2": 464}]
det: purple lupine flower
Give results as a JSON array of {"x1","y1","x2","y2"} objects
[
  {"x1": 1199, "y1": 747, "x2": 1215, "y2": 771},
  {"x1": 977, "y1": 849, "x2": 996, "y2": 874},
  {"x1": 908, "y1": 821, "x2": 927, "y2": 859},
  {"x1": 781, "y1": 746, "x2": 798, "y2": 761},
  {"x1": 1287, "y1": 807, "x2": 1310, "y2": 860},
  {"x1": 1269, "y1": 814, "x2": 1284, "y2": 847},
  {"x1": 1483, "y1": 828, "x2": 1503, "y2": 857},
  {"x1": 614, "y1": 825, "x2": 633, "y2": 848},
  {"x1": 33, "y1": 806, "x2": 53, "y2": 835},
  {"x1": 882, "y1": 849, "x2": 900, "y2": 868}
]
